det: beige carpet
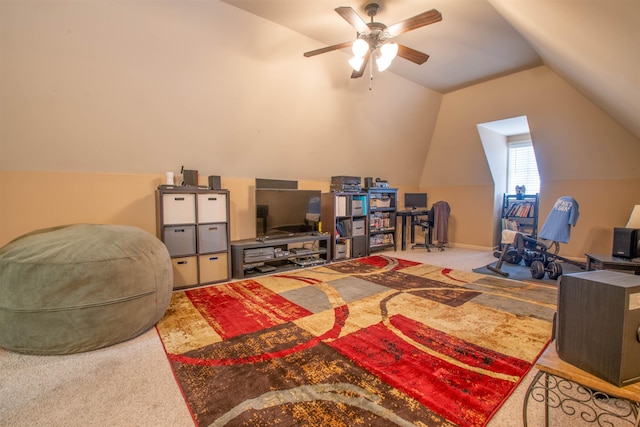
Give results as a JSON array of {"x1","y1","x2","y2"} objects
[{"x1": 0, "y1": 247, "x2": 622, "y2": 426}]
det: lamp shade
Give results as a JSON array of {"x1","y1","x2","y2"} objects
[{"x1": 626, "y1": 205, "x2": 640, "y2": 228}]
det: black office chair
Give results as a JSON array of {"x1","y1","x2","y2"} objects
[{"x1": 411, "y1": 208, "x2": 435, "y2": 252}]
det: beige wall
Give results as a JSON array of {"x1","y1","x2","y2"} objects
[
  {"x1": 2, "y1": 2, "x2": 640, "y2": 260},
  {"x1": 422, "y1": 66, "x2": 640, "y2": 258},
  {"x1": 0, "y1": 1, "x2": 438, "y2": 246},
  {"x1": 539, "y1": 179, "x2": 640, "y2": 258},
  {"x1": 0, "y1": 171, "x2": 333, "y2": 246},
  {"x1": 0, "y1": 170, "x2": 416, "y2": 248},
  {"x1": 3, "y1": 170, "x2": 638, "y2": 260},
  {"x1": 0, "y1": 0, "x2": 440, "y2": 186},
  {"x1": 419, "y1": 178, "x2": 640, "y2": 258},
  {"x1": 1, "y1": 171, "x2": 163, "y2": 245}
]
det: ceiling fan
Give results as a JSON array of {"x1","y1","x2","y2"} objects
[{"x1": 303, "y1": 3, "x2": 442, "y2": 79}]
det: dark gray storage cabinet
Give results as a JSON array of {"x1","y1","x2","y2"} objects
[
  {"x1": 231, "y1": 234, "x2": 330, "y2": 279},
  {"x1": 321, "y1": 192, "x2": 369, "y2": 261},
  {"x1": 156, "y1": 187, "x2": 231, "y2": 289},
  {"x1": 367, "y1": 187, "x2": 398, "y2": 252}
]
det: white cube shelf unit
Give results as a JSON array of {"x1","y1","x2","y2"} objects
[{"x1": 156, "y1": 187, "x2": 231, "y2": 289}]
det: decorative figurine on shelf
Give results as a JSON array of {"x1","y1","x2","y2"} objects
[{"x1": 515, "y1": 185, "x2": 526, "y2": 200}]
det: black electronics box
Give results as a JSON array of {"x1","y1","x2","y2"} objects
[
  {"x1": 613, "y1": 227, "x2": 639, "y2": 259},
  {"x1": 331, "y1": 176, "x2": 361, "y2": 192},
  {"x1": 331, "y1": 176, "x2": 360, "y2": 185},
  {"x1": 364, "y1": 177, "x2": 374, "y2": 188},
  {"x1": 183, "y1": 169, "x2": 199, "y2": 186},
  {"x1": 556, "y1": 270, "x2": 640, "y2": 387},
  {"x1": 208, "y1": 175, "x2": 221, "y2": 190},
  {"x1": 244, "y1": 247, "x2": 275, "y2": 263}
]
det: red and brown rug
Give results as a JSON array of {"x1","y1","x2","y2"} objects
[{"x1": 156, "y1": 255, "x2": 556, "y2": 426}]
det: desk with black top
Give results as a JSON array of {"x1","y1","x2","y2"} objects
[
  {"x1": 397, "y1": 209, "x2": 430, "y2": 250},
  {"x1": 585, "y1": 253, "x2": 640, "y2": 275}
]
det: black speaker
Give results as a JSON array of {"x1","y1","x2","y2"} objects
[
  {"x1": 613, "y1": 227, "x2": 639, "y2": 259},
  {"x1": 556, "y1": 270, "x2": 640, "y2": 387},
  {"x1": 182, "y1": 169, "x2": 198, "y2": 186},
  {"x1": 208, "y1": 175, "x2": 221, "y2": 190},
  {"x1": 364, "y1": 177, "x2": 373, "y2": 188}
]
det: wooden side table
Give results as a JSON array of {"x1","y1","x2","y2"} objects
[
  {"x1": 523, "y1": 342, "x2": 640, "y2": 426},
  {"x1": 585, "y1": 253, "x2": 640, "y2": 275}
]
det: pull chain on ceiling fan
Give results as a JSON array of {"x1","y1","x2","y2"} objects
[{"x1": 304, "y1": 3, "x2": 442, "y2": 84}]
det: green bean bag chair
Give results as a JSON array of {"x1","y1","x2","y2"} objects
[{"x1": 0, "y1": 224, "x2": 173, "y2": 354}]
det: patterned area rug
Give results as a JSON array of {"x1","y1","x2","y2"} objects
[{"x1": 156, "y1": 256, "x2": 557, "y2": 426}]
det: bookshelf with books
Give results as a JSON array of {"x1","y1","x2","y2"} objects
[
  {"x1": 367, "y1": 188, "x2": 398, "y2": 252},
  {"x1": 321, "y1": 192, "x2": 369, "y2": 261},
  {"x1": 501, "y1": 193, "x2": 539, "y2": 238}
]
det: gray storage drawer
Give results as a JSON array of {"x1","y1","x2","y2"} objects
[
  {"x1": 352, "y1": 235, "x2": 368, "y2": 258},
  {"x1": 198, "y1": 223, "x2": 228, "y2": 253},
  {"x1": 352, "y1": 199, "x2": 364, "y2": 216},
  {"x1": 163, "y1": 225, "x2": 196, "y2": 256}
]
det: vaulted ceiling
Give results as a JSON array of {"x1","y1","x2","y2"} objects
[{"x1": 221, "y1": 0, "x2": 639, "y2": 140}]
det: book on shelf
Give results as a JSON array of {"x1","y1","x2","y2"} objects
[{"x1": 506, "y1": 201, "x2": 534, "y2": 218}]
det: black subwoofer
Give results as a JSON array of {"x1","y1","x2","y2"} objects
[
  {"x1": 364, "y1": 177, "x2": 373, "y2": 188},
  {"x1": 182, "y1": 169, "x2": 198, "y2": 186},
  {"x1": 613, "y1": 227, "x2": 639, "y2": 259},
  {"x1": 556, "y1": 270, "x2": 640, "y2": 387},
  {"x1": 208, "y1": 175, "x2": 221, "y2": 190}
]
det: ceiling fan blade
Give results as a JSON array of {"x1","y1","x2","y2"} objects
[
  {"x1": 335, "y1": 6, "x2": 369, "y2": 33},
  {"x1": 397, "y1": 44, "x2": 430, "y2": 65},
  {"x1": 387, "y1": 9, "x2": 442, "y2": 37},
  {"x1": 303, "y1": 41, "x2": 353, "y2": 58},
  {"x1": 351, "y1": 51, "x2": 371, "y2": 79}
]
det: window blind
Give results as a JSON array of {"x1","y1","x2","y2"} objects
[{"x1": 507, "y1": 141, "x2": 540, "y2": 194}]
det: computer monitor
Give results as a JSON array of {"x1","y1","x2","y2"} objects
[{"x1": 404, "y1": 193, "x2": 428, "y2": 209}]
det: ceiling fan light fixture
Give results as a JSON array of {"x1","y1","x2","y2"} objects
[
  {"x1": 380, "y1": 42, "x2": 398, "y2": 61},
  {"x1": 349, "y1": 56, "x2": 365, "y2": 71},
  {"x1": 303, "y1": 4, "x2": 441, "y2": 83},
  {"x1": 375, "y1": 43, "x2": 398, "y2": 72},
  {"x1": 352, "y1": 38, "x2": 369, "y2": 57},
  {"x1": 375, "y1": 57, "x2": 392, "y2": 72}
]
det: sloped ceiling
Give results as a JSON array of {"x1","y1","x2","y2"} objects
[
  {"x1": 489, "y1": 0, "x2": 640, "y2": 141},
  {"x1": 220, "y1": 0, "x2": 639, "y2": 140}
]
